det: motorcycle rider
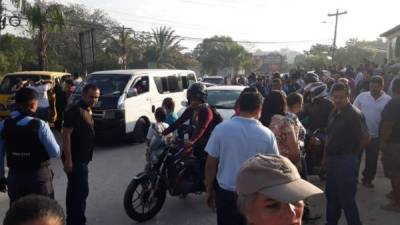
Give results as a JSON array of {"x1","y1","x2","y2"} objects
[
  {"x1": 301, "y1": 82, "x2": 333, "y2": 177},
  {"x1": 162, "y1": 83, "x2": 217, "y2": 186},
  {"x1": 301, "y1": 82, "x2": 333, "y2": 133}
]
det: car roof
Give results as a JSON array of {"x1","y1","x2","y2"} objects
[
  {"x1": 204, "y1": 76, "x2": 224, "y2": 79},
  {"x1": 90, "y1": 69, "x2": 195, "y2": 76},
  {"x1": 6, "y1": 71, "x2": 70, "y2": 77},
  {"x1": 207, "y1": 85, "x2": 247, "y2": 91}
]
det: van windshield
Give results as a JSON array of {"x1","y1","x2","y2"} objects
[
  {"x1": 76, "y1": 74, "x2": 130, "y2": 96},
  {"x1": 0, "y1": 75, "x2": 50, "y2": 94}
]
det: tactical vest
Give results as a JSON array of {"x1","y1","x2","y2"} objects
[{"x1": 2, "y1": 115, "x2": 50, "y2": 171}]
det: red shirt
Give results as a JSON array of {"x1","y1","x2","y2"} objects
[{"x1": 163, "y1": 104, "x2": 214, "y2": 147}]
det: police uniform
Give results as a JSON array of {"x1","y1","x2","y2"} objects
[{"x1": 0, "y1": 111, "x2": 60, "y2": 204}]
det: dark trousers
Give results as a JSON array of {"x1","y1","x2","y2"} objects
[
  {"x1": 36, "y1": 107, "x2": 50, "y2": 122},
  {"x1": 66, "y1": 162, "x2": 89, "y2": 225},
  {"x1": 390, "y1": 178, "x2": 400, "y2": 205},
  {"x1": 360, "y1": 138, "x2": 380, "y2": 182},
  {"x1": 7, "y1": 166, "x2": 54, "y2": 205},
  {"x1": 300, "y1": 151, "x2": 309, "y2": 180},
  {"x1": 326, "y1": 155, "x2": 362, "y2": 225},
  {"x1": 214, "y1": 182, "x2": 246, "y2": 225}
]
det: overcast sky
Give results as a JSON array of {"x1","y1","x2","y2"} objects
[{"x1": 8, "y1": 0, "x2": 400, "y2": 52}]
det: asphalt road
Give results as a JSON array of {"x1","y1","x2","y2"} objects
[{"x1": 0, "y1": 136, "x2": 399, "y2": 225}]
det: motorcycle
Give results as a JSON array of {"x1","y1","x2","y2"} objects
[
  {"x1": 305, "y1": 129, "x2": 326, "y2": 180},
  {"x1": 123, "y1": 136, "x2": 205, "y2": 222}
]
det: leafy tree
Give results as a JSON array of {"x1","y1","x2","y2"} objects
[
  {"x1": 10, "y1": 0, "x2": 66, "y2": 70},
  {"x1": 0, "y1": 34, "x2": 36, "y2": 74},
  {"x1": 150, "y1": 26, "x2": 184, "y2": 67},
  {"x1": 193, "y1": 36, "x2": 251, "y2": 75},
  {"x1": 295, "y1": 39, "x2": 387, "y2": 70},
  {"x1": 47, "y1": 4, "x2": 120, "y2": 73}
]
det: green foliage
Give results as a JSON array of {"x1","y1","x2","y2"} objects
[
  {"x1": 193, "y1": 36, "x2": 251, "y2": 75},
  {"x1": 295, "y1": 39, "x2": 387, "y2": 70},
  {"x1": 0, "y1": 34, "x2": 36, "y2": 75},
  {"x1": 10, "y1": 0, "x2": 66, "y2": 70}
]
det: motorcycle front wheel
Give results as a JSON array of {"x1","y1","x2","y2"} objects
[{"x1": 123, "y1": 174, "x2": 167, "y2": 222}]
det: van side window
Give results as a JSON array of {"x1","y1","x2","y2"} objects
[
  {"x1": 154, "y1": 77, "x2": 169, "y2": 94},
  {"x1": 131, "y1": 76, "x2": 149, "y2": 95},
  {"x1": 188, "y1": 73, "x2": 196, "y2": 86},
  {"x1": 167, "y1": 75, "x2": 182, "y2": 93},
  {"x1": 182, "y1": 73, "x2": 196, "y2": 89},
  {"x1": 154, "y1": 77, "x2": 163, "y2": 93}
]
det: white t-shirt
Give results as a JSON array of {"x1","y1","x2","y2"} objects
[
  {"x1": 73, "y1": 77, "x2": 83, "y2": 86},
  {"x1": 353, "y1": 91, "x2": 391, "y2": 138},
  {"x1": 30, "y1": 83, "x2": 52, "y2": 108},
  {"x1": 146, "y1": 122, "x2": 170, "y2": 150},
  {"x1": 355, "y1": 72, "x2": 364, "y2": 86}
]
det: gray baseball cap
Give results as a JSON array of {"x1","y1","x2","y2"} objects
[{"x1": 236, "y1": 154, "x2": 323, "y2": 203}]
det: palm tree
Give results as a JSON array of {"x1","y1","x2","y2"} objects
[
  {"x1": 11, "y1": 0, "x2": 65, "y2": 70},
  {"x1": 151, "y1": 26, "x2": 183, "y2": 66}
]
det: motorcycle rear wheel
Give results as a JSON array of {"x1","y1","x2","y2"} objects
[{"x1": 123, "y1": 175, "x2": 167, "y2": 222}]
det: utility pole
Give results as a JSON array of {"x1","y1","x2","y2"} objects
[
  {"x1": 328, "y1": 9, "x2": 347, "y2": 65},
  {"x1": 0, "y1": 0, "x2": 3, "y2": 38},
  {"x1": 119, "y1": 25, "x2": 131, "y2": 70}
]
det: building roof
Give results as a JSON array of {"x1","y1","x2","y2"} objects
[{"x1": 381, "y1": 24, "x2": 400, "y2": 37}]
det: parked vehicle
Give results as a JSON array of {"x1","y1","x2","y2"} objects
[
  {"x1": 70, "y1": 69, "x2": 197, "y2": 142},
  {"x1": 123, "y1": 135, "x2": 204, "y2": 222},
  {"x1": 202, "y1": 76, "x2": 225, "y2": 85},
  {"x1": 0, "y1": 71, "x2": 70, "y2": 119},
  {"x1": 206, "y1": 85, "x2": 245, "y2": 120}
]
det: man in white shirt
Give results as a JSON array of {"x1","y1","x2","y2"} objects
[
  {"x1": 73, "y1": 72, "x2": 83, "y2": 87},
  {"x1": 205, "y1": 92, "x2": 279, "y2": 225},
  {"x1": 354, "y1": 75, "x2": 391, "y2": 188},
  {"x1": 30, "y1": 80, "x2": 53, "y2": 122}
]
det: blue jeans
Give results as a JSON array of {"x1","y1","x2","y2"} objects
[
  {"x1": 325, "y1": 155, "x2": 362, "y2": 225},
  {"x1": 66, "y1": 162, "x2": 89, "y2": 225}
]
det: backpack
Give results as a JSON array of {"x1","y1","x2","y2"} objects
[{"x1": 208, "y1": 105, "x2": 223, "y2": 127}]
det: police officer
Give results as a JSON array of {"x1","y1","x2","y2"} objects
[{"x1": 0, "y1": 88, "x2": 61, "y2": 205}]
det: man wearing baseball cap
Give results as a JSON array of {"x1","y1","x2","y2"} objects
[{"x1": 236, "y1": 154, "x2": 323, "y2": 225}]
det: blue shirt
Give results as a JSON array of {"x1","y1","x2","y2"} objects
[
  {"x1": 165, "y1": 112, "x2": 178, "y2": 126},
  {"x1": 0, "y1": 111, "x2": 61, "y2": 177},
  {"x1": 205, "y1": 116, "x2": 279, "y2": 191}
]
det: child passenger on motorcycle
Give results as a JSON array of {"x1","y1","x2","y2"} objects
[{"x1": 146, "y1": 107, "x2": 171, "y2": 152}]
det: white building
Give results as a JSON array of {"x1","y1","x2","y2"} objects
[{"x1": 381, "y1": 24, "x2": 400, "y2": 62}]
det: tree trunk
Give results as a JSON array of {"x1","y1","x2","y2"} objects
[{"x1": 37, "y1": 24, "x2": 48, "y2": 70}]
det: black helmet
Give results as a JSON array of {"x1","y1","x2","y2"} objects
[
  {"x1": 187, "y1": 83, "x2": 207, "y2": 102},
  {"x1": 304, "y1": 72, "x2": 320, "y2": 84},
  {"x1": 303, "y1": 82, "x2": 328, "y2": 103}
]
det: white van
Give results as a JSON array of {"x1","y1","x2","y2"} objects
[{"x1": 70, "y1": 69, "x2": 197, "y2": 142}]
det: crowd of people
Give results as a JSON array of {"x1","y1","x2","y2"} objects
[{"x1": 0, "y1": 58, "x2": 400, "y2": 225}]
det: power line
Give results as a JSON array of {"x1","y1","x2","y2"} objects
[
  {"x1": 2, "y1": 3, "x2": 332, "y2": 47},
  {"x1": 7, "y1": 14, "x2": 333, "y2": 45}
]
